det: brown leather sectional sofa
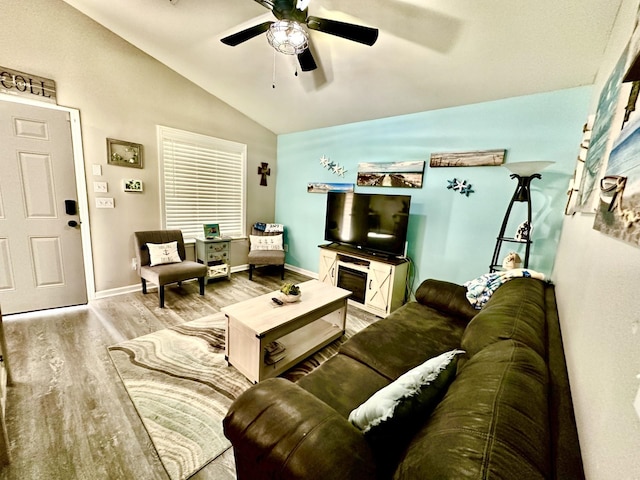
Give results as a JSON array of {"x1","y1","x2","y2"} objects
[{"x1": 223, "y1": 278, "x2": 584, "y2": 479}]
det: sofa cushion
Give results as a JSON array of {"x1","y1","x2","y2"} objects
[
  {"x1": 296, "y1": 354, "x2": 391, "y2": 418},
  {"x1": 415, "y1": 279, "x2": 478, "y2": 321},
  {"x1": 393, "y1": 340, "x2": 550, "y2": 480},
  {"x1": 340, "y1": 302, "x2": 469, "y2": 381},
  {"x1": 459, "y1": 278, "x2": 547, "y2": 366}
]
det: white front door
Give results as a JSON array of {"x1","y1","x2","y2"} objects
[{"x1": 0, "y1": 101, "x2": 87, "y2": 314}]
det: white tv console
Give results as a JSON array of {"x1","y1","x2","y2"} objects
[{"x1": 318, "y1": 244, "x2": 409, "y2": 317}]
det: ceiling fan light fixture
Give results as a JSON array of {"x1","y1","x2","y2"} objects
[{"x1": 267, "y1": 20, "x2": 308, "y2": 55}]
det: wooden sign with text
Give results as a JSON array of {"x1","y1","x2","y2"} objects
[{"x1": 0, "y1": 66, "x2": 56, "y2": 104}]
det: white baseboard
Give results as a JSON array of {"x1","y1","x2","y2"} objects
[
  {"x1": 94, "y1": 264, "x2": 318, "y2": 299},
  {"x1": 94, "y1": 284, "x2": 143, "y2": 299}
]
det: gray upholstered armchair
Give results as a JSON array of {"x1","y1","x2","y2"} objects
[
  {"x1": 134, "y1": 230, "x2": 208, "y2": 308},
  {"x1": 247, "y1": 224, "x2": 285, "y2": 281}
]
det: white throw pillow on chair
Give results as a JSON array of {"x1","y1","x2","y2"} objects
[
  {"x1": 147, "y1": 241, "x2": 182, "y2": 266},
  {"x1": 250, "y1": 234, "x2": 284, "y2": 251}
]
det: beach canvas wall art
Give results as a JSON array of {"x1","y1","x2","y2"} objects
[
  {"x1": 593, "y1": 108, "x2": 640, "y2": 245},
  {"x1": 577, "y1": 46, "x2": 628, "y2": 212},
  {"x1": 429, "y1": 149, "x2": 505, "y2": 167},
  {"x1": 357, "y1": 161, "x2": 425, "y2": 188}
]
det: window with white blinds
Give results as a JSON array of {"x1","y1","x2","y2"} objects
[{"x1": 158, "y1": 125, "x2": 246, "y2": 239}]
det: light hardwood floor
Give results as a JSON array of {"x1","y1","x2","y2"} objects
[{"x1": 1, "y1": 268, "x2": 317, "y2": 480}]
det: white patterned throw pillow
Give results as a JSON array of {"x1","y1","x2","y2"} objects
[
  {"x1": 349, "y1": 349, "x2": 464, "y2": 434},
  {"x1": 250, "y1": 234, "x2": 284, "y2": 251},
  {"x1": 147, "y1": 241, "x2": 182, "y2": 266}
]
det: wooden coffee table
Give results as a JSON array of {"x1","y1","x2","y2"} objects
[{"x1": 221, "y1": 279, "x2": 351, "y2": 383}]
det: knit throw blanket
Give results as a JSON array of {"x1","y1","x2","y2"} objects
[{"x1": 464, "y1": 269, "x2": 546, "y2": 309}]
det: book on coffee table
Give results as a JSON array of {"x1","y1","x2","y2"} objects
[{"x1": 264, "y1": 341, "x2": 286, "y2": 365}]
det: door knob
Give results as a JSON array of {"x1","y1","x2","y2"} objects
[{"x1": 68, "y1": 220, "x2": 79, "y2": 228}]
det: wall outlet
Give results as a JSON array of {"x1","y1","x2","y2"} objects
[
  {"x1": 96, "y1": 197, "x2": 114, "y2": 208},
  {"x1": 131, "y1": 258, "x2": 137, "y2": 270}
]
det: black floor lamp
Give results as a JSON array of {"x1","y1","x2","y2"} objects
[{"x1": 489, "y1": 161, "x2": 553, "y2": 272}]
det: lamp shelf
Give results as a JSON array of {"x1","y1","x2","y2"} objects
[{"x1": 496, "y1": 237, "x2": 531, "y2": 244}]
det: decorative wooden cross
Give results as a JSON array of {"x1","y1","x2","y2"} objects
[{"x1": 258, "y1": 162, "x2": 271, "y2": 186}]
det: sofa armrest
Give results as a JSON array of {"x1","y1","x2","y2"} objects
[
  {"x1": 415, "y1": 279, "x2": 478, "y2": 321},
  {"x1": 223, "y1": 378, "x2": 377, "y2": 480}
]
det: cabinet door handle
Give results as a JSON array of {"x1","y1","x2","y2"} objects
[
  {"x1": 369, "y1": 279, "x2": 373, "y2": 290},
  {"x1": 331, "y1": 267, "x2": 334, "y2": 278}
]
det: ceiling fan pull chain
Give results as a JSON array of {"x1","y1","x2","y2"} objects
[{"x1": 272, "y1": 49, "x2": 276, "y2": 89}]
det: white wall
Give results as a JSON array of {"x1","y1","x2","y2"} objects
[
  {"x1": 553, "y1": 0, "x2": 640, "y2": 477},
  {"x1": 0, "y1": 0, "x2": 278, "y2": 295}
]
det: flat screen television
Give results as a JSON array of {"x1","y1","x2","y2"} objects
[{"x1": 324, "y1": 192, "x2": 411, "y2": 257}]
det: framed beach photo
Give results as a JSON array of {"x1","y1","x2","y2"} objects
[{"x1": 203, "y1": 223, "x2": 220, "y2": 239}]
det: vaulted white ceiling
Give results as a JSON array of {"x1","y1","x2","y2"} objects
[{"x1": 62, "y1": 0, "x2": 623, "y2": 134}]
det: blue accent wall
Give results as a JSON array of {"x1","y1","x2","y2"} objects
[{"x1": 275, "y1": 87, "x2": 591, "y2": 287}]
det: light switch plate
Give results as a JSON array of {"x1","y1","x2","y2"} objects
[
  {"x1": 634, "y1": 381, "x2": 640, "y2": 421},
  {"x1": 93, "y1": 181, "x2": 108, "y2": 193},
  {"x1": 96, "y1": 197, "x2": 114, "y2": 209},
  {"x1": 92, "y1": 164, "x2": 102, "y2": 176}
]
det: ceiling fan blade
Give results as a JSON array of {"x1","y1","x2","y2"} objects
[
  {"x1": 306, "y1": 16, "x2": 378, "y2": 46},
  {"x1": 221, "y1": 21, "x2": 274, "y2": 46},
  {"x1": 297, "y1": 48, "x2": 317, "y2": 72},
  {"x1": 253, "y1": 0, "x2": 275, "y2": 11}
]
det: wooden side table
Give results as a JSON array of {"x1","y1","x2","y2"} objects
[{"x1": 195, "y1": 237, "x2": 232, "y2": 281}]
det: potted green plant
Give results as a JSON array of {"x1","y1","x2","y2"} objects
[{"x1": 279, "y1": 283, "x2": 301, "y2": 303}]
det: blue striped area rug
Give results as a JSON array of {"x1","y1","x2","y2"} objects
[{"x1": 108, "y1": 309, "x2": 374, "y2": 480}]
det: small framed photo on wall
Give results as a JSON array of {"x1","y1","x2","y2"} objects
[{"x1": 123, "y1": 179, "x2": 143, "y2": 192}]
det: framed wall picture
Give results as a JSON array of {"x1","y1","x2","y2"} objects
[
  {"x1": 357, "y1": 161, "x2": 425, "y2": 188},
  {"x1": 107, "y1": 138, "x2": 143, "y2": 168},
  {"x1": 123, "y1": 179, "x2": 143, "y2": 192},
  {"x1": 430, "y1": 149, "x2": 506, "y2": 167}
]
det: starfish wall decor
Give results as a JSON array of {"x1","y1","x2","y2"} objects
[
  {"x1": 320, "y1": 155, "x2": 347, "y2": 177},
  {"x1": 447, "y1": 178, "x2": 475, "y2": 197}
]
